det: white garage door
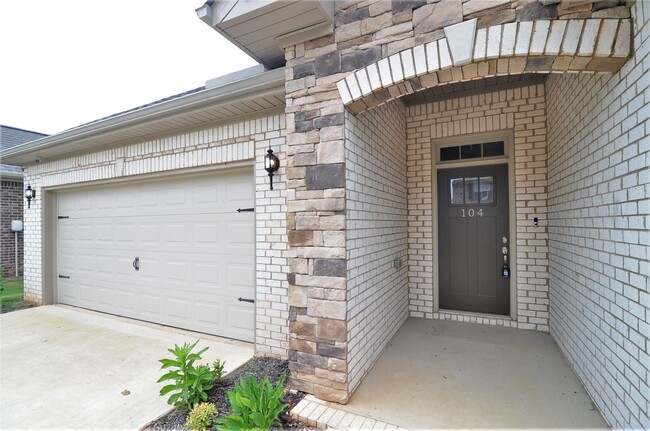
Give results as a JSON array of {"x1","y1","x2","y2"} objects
[{"x1": 56, "y1": 169, "x2": 255, "y2": 342}]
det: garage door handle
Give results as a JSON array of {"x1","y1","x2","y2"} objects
[
  {"x1": 238, "y1": 297, "x2": 255, "y2": 303},
  {"x1": 133, "y1": 257, "x2": 140, "y2": 271}
]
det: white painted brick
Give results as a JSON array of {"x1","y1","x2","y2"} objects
[
  {"x1": 413, "y1": 44, "x2": 427, "y2": 76},
  {"x1": 561, "y1": 20, "x2": 584, "y2": 56},
  {"x1": 578, "y1": 19, "x2": 601, "y2": 56},
  {"x1": 545, "y1": 20, "x2": 567, "y2": 56},
  {"x1": 367, "y1": 63, "x2": 382, "y2": 91},
  {"x1": 438, "y1": 39, "x2": 452, "y2": 69},
  {"x1": 377, "y1": 57, "x2": 392, "y2": 86},
  {"x1": 473, "y1": 27, "x2": 488, "y2": 61},
  {"x1": 500, "y1": 22, "x2": 517, "y2": 57},
  {"x1": 530, "y1": 20, "x2": 551, "y2": 56},
  {"x1": 426, "y1": 41, "x2": 440, "y2": 72},
  {"x1": 595, "y1": 19, "x2": 619, "y2": 57},
  {"x1": 487, "y1": 25, "x2": 502, "y2": 59},
  {"x1": 401, "y1": 49, "x2": 416, "y2": 79},
  {"x1": 388, "y1": 52, "x2": 404, "y2": 82}
]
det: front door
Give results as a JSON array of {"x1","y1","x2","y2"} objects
[{"x1": 438, "y1": 164, "x2": 510, "y2": 315}]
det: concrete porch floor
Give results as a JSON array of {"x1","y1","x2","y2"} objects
[{"x1": 314, "y1": 318, "x2": 608, "y2": 429}]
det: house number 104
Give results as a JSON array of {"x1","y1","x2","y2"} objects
[{"x1": 461, "y1": 208, "x2": 483, "y2": 217}]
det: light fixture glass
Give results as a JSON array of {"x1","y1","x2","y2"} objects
[
  {"x1": 25, "y1": 185, "x2": 36, "y2": 209},
  {"x1": 264, "y1": 146, "x2": 280, "y2": 190}
]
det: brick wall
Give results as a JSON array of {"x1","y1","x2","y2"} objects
[
  {"x1": 406, "y1": 83, "x2": 550, "y2": 331},
  {"x1": 0, "y1": 180, "x2": 24, "y2": 277},
  {"x1": 545, "y1": 1, "x2": 649, "y2": 428},
  {"x1": 23, "y1": 114, "x2": 289, "y2": 357},
  {"x1": 345, "y1": 99, "x2": 409, "y2": 392}
]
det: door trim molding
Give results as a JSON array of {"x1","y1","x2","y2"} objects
[{"x1": 431, "y1": 129, "x2": 517, "y2": 320}]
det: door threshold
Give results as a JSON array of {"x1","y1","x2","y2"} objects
[{"x1": 434, "y1": 308, "x2": 515, "y2": 328}]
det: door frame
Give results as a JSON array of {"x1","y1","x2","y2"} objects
[
  {"x1": 43, "y1": 163, "x2": 256, "y2": 337},
  {"x1": 431, "y1": 130, "x2": 517, "y2": 320}
]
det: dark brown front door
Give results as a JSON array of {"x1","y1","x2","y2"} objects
[{"x1": 438, "y1": 164, "x2": 510, "y2": 315}]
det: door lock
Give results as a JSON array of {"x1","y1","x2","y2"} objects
[
  {"x1": 501, "y1": 245, "x2": 510, "y2": 279},
  {"x1": 133, "y1": 257, "x2": 140, "y2": 271}
]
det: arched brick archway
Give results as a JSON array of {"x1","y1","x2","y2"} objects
[{"x1": 336, "y1": 18, "x2": 632, "y2": 114}]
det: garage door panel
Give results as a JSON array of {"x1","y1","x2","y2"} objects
[
  {"x1": 228, "y1": 265, "x2": 255, "y2": 291},
  {"x1": 57, "y1": 169, "x2": 255, "y2": 342}
]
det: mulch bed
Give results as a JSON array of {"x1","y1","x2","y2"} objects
[
  {"x1": 0, "y1": 301, "x2": 35, "y2": 314},
  {"x1": 147, "y1": 357, "x2": 310, "y2": 430}
]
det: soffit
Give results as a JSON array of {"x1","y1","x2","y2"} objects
[
  {"x1": 2, "y1": 69, "x2": 286, "y2": 166},
  {"x1": 199, "y1": 1, "x2": 334, "y2": 69}
]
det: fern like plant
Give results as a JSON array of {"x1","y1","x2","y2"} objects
[
  {"x1": 216, "y1": 373, "x2": 286, "y2": 431},
  {"x1": 157, "y1": 340, "x2": 215, "y2": 410}
]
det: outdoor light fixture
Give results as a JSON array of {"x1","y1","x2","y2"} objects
[
  {"x1": 264, "y1": 145, "x2": 280, "y2": 190},
  {"x1": 25, "y1": 185, "x2": 36, "y2": 209}
]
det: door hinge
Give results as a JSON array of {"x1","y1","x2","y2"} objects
[
  {"x1": 57, "y1": 216, "x2": 69, "y2": 219},
  {"x1": 237, "y1": 208, "x2": 254, "y2": 213},
  {"x1": 58, "y1": 275, "x2": 70, "y2": 279},
  {"x1": 237, "y1": 297, "x2": 255, "y2": 303}
]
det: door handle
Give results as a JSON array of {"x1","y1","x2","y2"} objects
[
  {"x1": 501, "y1": 246, "x2": 510, "y2": 279},
  {"x1": 133, "y1": 257, "x2": 140, "y2": 271}
]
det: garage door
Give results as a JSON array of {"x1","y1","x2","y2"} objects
[{"x1": 56, "y1": 168, "x2": 255, "y2": 342}]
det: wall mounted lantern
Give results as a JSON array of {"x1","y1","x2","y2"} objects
[
  {"x1": 25, "y1": 185, "x2": 36, "y2": 209},
  {"x1": 264, "y1": 146, "x2": 280, "y2": 190}
]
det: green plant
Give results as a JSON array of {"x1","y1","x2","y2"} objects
[
  {"x1": 216, "y1": 373, "x2": 286, "y2": 431},
  {"x1": 0, "y1": 266, "x2": 5, "y2": 296},
  {"x1": 185, "y1": 402, "x2": 218, "y2": 431},
  {"x1": 157, "y1": 340, "x2": 215, "y2": 410},
  {"x1": 212, "y1": 359, "x2": 227, "y2": 383}
]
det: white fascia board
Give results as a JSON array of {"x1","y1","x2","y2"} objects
[{"x1": 2, "y1": 68, "x2": 286, "y2": 164}]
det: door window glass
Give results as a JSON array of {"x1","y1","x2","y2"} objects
[
  {"x1": 479, "y1": 176, "x2": 494, "y2": 203},
  {"x1": 450, "y1": 178, "x2": 464, "y2": 204},
  {"x1": 450, "y1": 176, "x2": 495, "y2": 205},
  {"x1": 439, "y1": 141, "x2": 505, "y2": 162},
  {"x1": 464, "y1": 177, "x2": 479, "y2": 204}
]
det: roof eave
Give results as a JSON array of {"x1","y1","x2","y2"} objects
[{"x1": 2, "y1": 68, "x2": 286, "y2": 165}]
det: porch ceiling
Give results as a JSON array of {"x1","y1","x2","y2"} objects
[{"x1": 403, "y1": 73, "x2": 547, "y2": 105}]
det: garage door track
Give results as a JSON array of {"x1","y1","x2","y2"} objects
[{"x1": 0, "y1": 305, "x2": 254, "y2": 429}]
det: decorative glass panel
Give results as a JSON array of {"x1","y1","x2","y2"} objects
[
  {"x1": 440, "y1": 146, "x2": 460, "y2": 161},
  {"x1": 483, "y1": 141, "x2": 505, "y2": 157},
  {"x1": 461, "y1": 144, "x2": 482, "y2": 159},
  {"x1": 464, "y1": 177, "x2": 479, "y2": 204},
  {"x1": 450, "y1": 178, "x2": 464, "y2": 204},
  {"x1": 479, "y1": 176, "x2": 494, "y2": 203}
]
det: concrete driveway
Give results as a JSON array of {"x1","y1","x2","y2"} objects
[{"x1": 0, "y1": 305, "x2": 254, "y2": 429}]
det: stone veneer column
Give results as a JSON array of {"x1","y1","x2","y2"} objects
[{"x1": 284, "y1": 35, "x2": 351, "y2": 402}]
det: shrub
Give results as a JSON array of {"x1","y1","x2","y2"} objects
[
  {"x1": 157, "y1": 340, "x2": 215, "y2": 410},
  {"x1": 212, "y1": 359, "x2": 226, "y2": 384},
  {"x1": 216, "y1": 373, "x2": 286, "y2": 431},
  {"x1": 185, "y1": 402, "x2": 218, "y2": 431}
]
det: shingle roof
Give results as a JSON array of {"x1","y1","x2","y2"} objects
[
  {"x1": 0, "y1": 125, "x2": 48, "y2": 178},
  {"x1": 70, "y1": 86, "x2": 206, "y2": 131},
  {"x1": 0, "y1": 125, "x2": 48, "y2": 152}
]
